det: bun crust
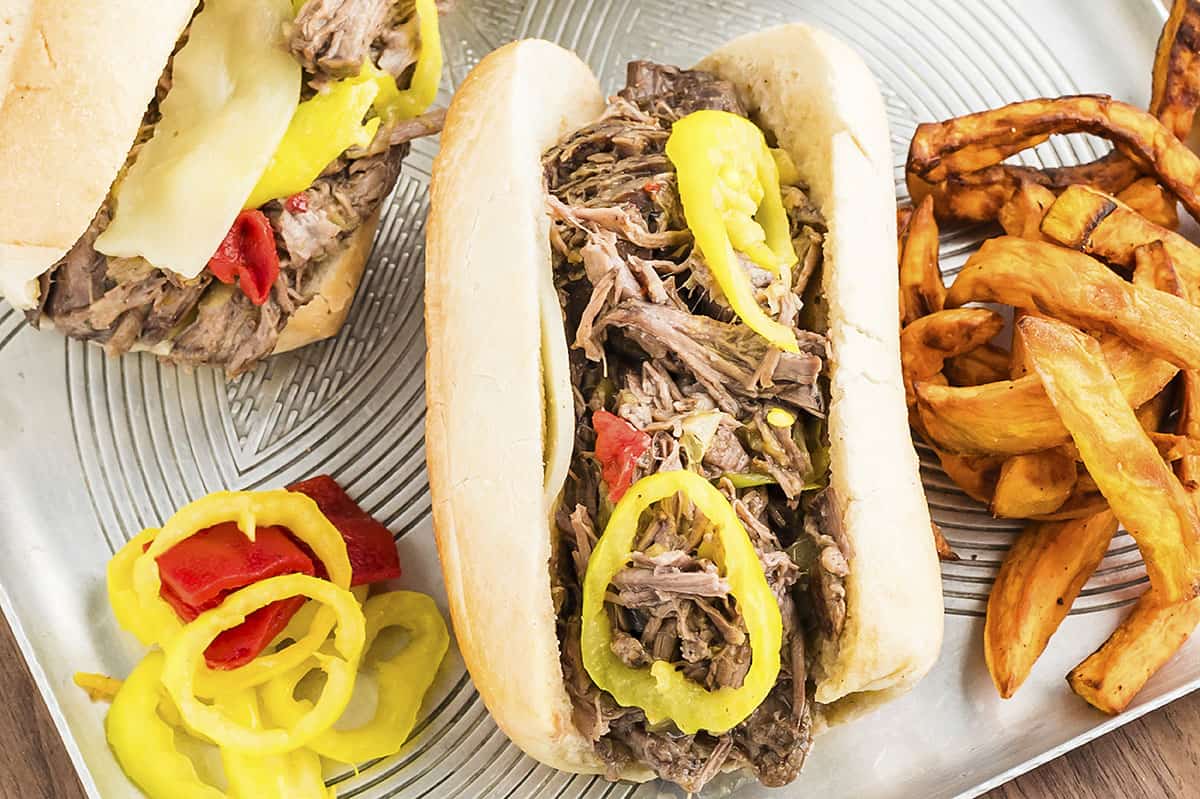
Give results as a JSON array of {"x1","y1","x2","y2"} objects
[
  {"x1": 426, "y1": 25, "x2": 943, "y2": 777},
  {"x1": 699, "y1": 25, "x2": 943, "y2": 715},
  {"x1": 0, "y1": 0, "x2": 200, "y2": 309},
  {"x1": 274, "y1": 209, "x2": 381, "y2": 355}
]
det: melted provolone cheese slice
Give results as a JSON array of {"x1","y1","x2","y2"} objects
[{"x1": 94, "y1": 0, "x2": 300, "y2": 279}]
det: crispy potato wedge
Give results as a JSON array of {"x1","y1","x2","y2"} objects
[
  {"x1": 1068, "y1": 590, "x2": 1200, "y2": 714},
  {"x1": 1020, "y1": 316, "x2": 1200, "y2": 602},
  {"x1": 900, "y1": 308, "x2": 1005, "y2": 405},
  {"x1": 935, "y1": 449, "x2": 1003, "y2": 504},
  {"x1": 907, "y1": 95, "x2": 1200, "y2": 221},
  {"x1": 1152, "y1": 432, "x2": 1200, "y2": 461},
  {"x1": 999, "y1": 182, "x2": 1057, "y2": 240},
  {"x1": 916, "y1": 339, "x2": 1178, "y2": 456},
  {"x1": 1117, "y1": 177, "x2": 1180, "y2": 230},
  {"x1": 1042, "y1": 185, "x2": 1200, "y2": 287},
  {"x1": 1180, "y1": 374, "x2": 1200, "y2": 489},
  {"x1": 1027, "y1": 490, "x2": 1108, "y2": 522},
  {"x1": 909, "y1": 151, "x2": 1140, "y2": 223},
  {"x1": 985, "y1": 510, "x2": 1118, "y2": 698},
  {"x1": 947, "y1": 237, "x2": 1200, "y2": 371},
  {"x1": 945, "y1": 344, "x2": 1011, "y2": 386},
  {"x1": 1151, "y1": 0, "x2": 1200, "y2": 141},
  {"x1": 899, "y1": 195, "x2": 946, "y2": 326},
  {"x1": 991, "y1": 449, "x2": 1077, "y2": 519}
]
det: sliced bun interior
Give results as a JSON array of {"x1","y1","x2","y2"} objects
[{"x1": 0, "y1": 0, "x2": 201, "y2": 309}]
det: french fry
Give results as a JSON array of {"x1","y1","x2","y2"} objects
[
  {"x1": 900, "y1": 308, "x2": 1004, "y2": 405},
  {"x1": 931, "y1": 521, "x2": 959, "y2": 561},
  {"x1": 1130, "y1": 241, "x2": 1200, "y2": 486},
  {"x1": 1151, "y1": 0, "x2": 1200, "y2": 141},
  {"x1": 1027, "y1": 490, "x2": 1108, "y2": 522},
  {"x1": 915, "y1": 338, "x2": 1178, "y2": 456},
  {"x1": 897, "y1": 204, "x2": 914, "y2": 243},
  {"x1": 998, "y1": 182, "x2": 1057, "y2": 240},
  {"x1": 1068, "y1": 590, "x2": 1200, "y2": 714},
  {"x1": 1042, "y1": 185, "x2": 1200, "y2": 288},
  {"x1": 1019, "y1": 316, "x2": 1200, "y2": 602},
  {"x1": 1116, "y1": 177, "x2": 1180, "y2": 230},
  {"x1": 898, "y1": 195, "x2": 946, "y2": 326},
  {"x1": 934, "y1": 449, "x2": 1003, "y2": 504},
  {"x1": 907, "y1": 95, "x2": 1200, "y2": 221},
  {"x1": 944, "y1": 344, "x2": 1010, "y2": 386},
  {"x1": 909, "y1": 151, "x2": 1140, "y2": 223},
  {"x1": 947, "y1": 237, "x2": 1200, "y2": 371},
  {"x1": 985, "y1": 510, "x2": 1119, "y2": 698},
  {"x1": 991, "y1": 449, "x2": 1077, "y2": 519},
  {"x1": 1152, "y1": 432, "x2": 1200, "y2": 461}
]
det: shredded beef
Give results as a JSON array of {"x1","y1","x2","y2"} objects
[
  {"x1": 289, "y1": 0, "x2": 393, "y2": 80},
  {"x1": 27, "y1": 5, "x2": 440, "y2": 375},
  {"x1": 545, "y1": 60, "x2": 836, "y2": 794}
]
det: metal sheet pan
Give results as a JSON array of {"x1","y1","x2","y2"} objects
[{"x1": 0, "y1": 1, "x2": 1180, "y2": 796}]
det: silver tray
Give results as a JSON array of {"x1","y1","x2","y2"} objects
[{"x1": 0, "y1": 1, "x2": 1181, "y2": 797}]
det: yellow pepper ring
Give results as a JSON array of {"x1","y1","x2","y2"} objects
[
  {"x1": 107, "y1": 527, "x2": 163, "y2": 646},
  {"x1": 581, "y1": 470, "x2": 783, "y2": 735},
  {"x1": 260, "y1": 590, "x2": 450, "y2": 763},
  {"x1": 129, "y1": 490, "x2": 352, "y2": 695},
  {"x1": 217, "y1": 689, "x2": 332, "y2": 799},
  {"x1": 666, "y1": 110, "x2": 799, "y2": 353},
  {"x1": 162, "y1": 574, "x2": 366, "y2": 756},
  {"x1": 390, "y1": 0, "x2": 442, "y2": 119},
  {"x1": 106, "y1": 652, "x2": 226, "y2": 799}
]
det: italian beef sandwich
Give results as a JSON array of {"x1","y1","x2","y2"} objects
[
  {"x1": 425, "y1": 25, "x2": 943, "y2": 793},
  {"x1": 0, "y1": 0, "x2": 445, "y2": 376}
]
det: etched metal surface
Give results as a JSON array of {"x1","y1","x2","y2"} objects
[{"x1": 0, "y1": 2, "x2": 1181, "y2": 799}]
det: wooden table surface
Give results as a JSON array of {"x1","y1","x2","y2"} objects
[{"x1": 2, "y1": 613, "x2": 1198, "y2": 798}]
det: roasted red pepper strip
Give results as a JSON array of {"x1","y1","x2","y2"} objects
[
  {"x1": 207, "y1": 209, "x2": 280, "y2": 306},
  {"x1": 593, "y1": 410, "x2": 651, "y2": 502},
  {"x1": 288, "y1": 475, "x2": 401, "y2": 585},
  {"x1": 155, "y1": 523, "x2": 315, "y2": 670}
]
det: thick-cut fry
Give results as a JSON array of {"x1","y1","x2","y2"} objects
[
  {"x1": 1020, "y1": 316, "x2": 1200, "y2": 602},
  {"x1": 1117, "y1": 177, "x2": 1180, "y2": 230},
  {"x1": 898, "y1": 195, "x2": 946, "y2": 325},
  {"x1": 991, "y1": 449, "x2": 1077, "y2": 519},
  {"x1": 947, "y1": 237, "x2": 1200, "y2": 371},
  {"x1": 1151, "y1": 432, "x2": 1200, "y2": 461},
  {"x1": 1151, "y1": 0, "x2": 1200, "y2": 141},
  {"x1": 1027, "y1": 490, "x2": 1108, "y2": 522},
  {"x1": 909, "y1": 151, "x2": 1140, "y2": 223},
  {"x1": 915, "y1": 336, "x2": 1178, "y2": 456},
  {"x1": 907, "y1": 95, "x2": 1200, "y2": 222},
  {"x1": 1068, "y1": 590, "x2": 1200, "y2": 714},
  {"x1": 900, "y1": 308, "x2": 1004, "y2": 405},
  {"x1": 934, "y1": 449, "x2": 1002, "y2": 504},
  {"x1": 944, "y1": 344, "x2": 1010, "y2": 386},
  {"x1": 998, "y1": 182, "x2": 1057, "y2": 240},
  {"x1": 897, "y1": 204, "x2": 914, "y2": 244},
  {"x1": 985, "y1": 510, "x2": 1118, "y2": 698},
  {"x1": 1042, "y1": 185, "x2": 1200, "y2": 287}
]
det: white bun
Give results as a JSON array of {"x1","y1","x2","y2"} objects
[
  {"x1": 426, "y1": 25, "x2": 943, "y2": 779},
  {"x1": 0, "y1": 0, "x2": 200, "y2": 309},
  {"x1": 699, "y1": 25, "x2": 943, "y2": 716}
]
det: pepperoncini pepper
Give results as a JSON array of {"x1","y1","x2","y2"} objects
[
  {"x1": 217, "y1": 690, "x2": 333, "y2": 799},
  {"x1": 128, "y1": 490, "x2": 353, "y2": 697},
  {"x1": 106, "y1": 652, "x2": 226, "y2": 799},
  {"x1": 261, "y1": 590, "x2": 450, "y2": 763},
  {"x1": 244, "y1": 76, "x2": 381, "y2": 209},
  {"x1": 580, "y1": 470, "x2": 783, "y2": 734},
  {"x1": 666, "y1": 110, "x2": 800, "y2": 352},
  {"x1": 161, "y1": 574, "x2": 366, "y2": 755},
  {"x1": 388, "y1": 0, "x2": 442, "y2": 119},
  {"x1": 247, "y1": 0, "x2": 441, "y2": 208}
]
